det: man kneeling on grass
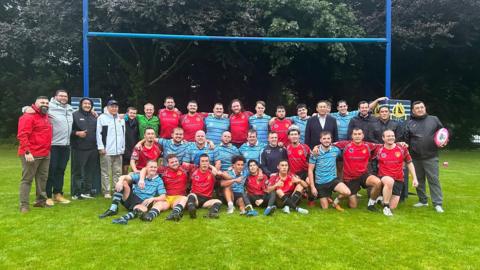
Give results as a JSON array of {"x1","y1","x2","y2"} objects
[
  {"x1": 265, "y1": 160, "x2": 309, "y2": 215},
  {"x1": 98, "y1": 160, "x2": 169, "y2": 224},
  {"x1": 186, "y1": 154, "x2": 223, "y2": 219}
]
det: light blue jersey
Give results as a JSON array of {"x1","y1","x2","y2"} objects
[
  {"x1": 308, "y1": 146, "x2": 341, "y2": 184},
  {"x1": 227, "y1": 169, "x2": 247, "y2": 194},
  {"x1": 183, "y1": 143, "x2": 215, "y2": 165},
  {"x1": 288, "y1": 116, "x2": 310, "y2": 144},
  {"x1": 130, "y1": 173, "x2": 166, "y2": 201},
  {"x1": 330, "y1": 110, "x2": 358, "y2": 140},
  {"x1": 249, "y1": 114, "x2": 272, "y2": 144},
  {"x1": 239, "y1": 142, "x2": 266, "y2": 164},
  {"x1": 204, "y1": 115, "x2": 230, "y2": 145},
  {"x1": 214, "y1": 143, "x2": 241, "y2": 171},
  {"x1": 157, "y1": 138, "x2": 189, "y2": 165}
]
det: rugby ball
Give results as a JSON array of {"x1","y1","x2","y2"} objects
[{"x1": 434, "y1": 128, "x2": 449, "y2": 147}]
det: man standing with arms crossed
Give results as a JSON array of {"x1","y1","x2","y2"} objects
[
  {"x1": 158, "y1": 96, "x2": 181, "y2": 139},
  {"x1": 17, "y1": 96, "x2": 52, "y2": 212}
]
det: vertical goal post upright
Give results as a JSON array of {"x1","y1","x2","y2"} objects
[{"x1": 82, "y1": 0, "x2": 392, "y2": 98}]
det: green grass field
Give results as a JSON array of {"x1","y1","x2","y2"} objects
[{"x1": 0, "y1": 144, "x2": 479, "y2": 269}]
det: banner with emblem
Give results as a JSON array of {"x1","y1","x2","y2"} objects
[
  {"x1": 71, "y1": 97, "x2": 103, "y2": 114},
  {"x1": 373, "y1": 99, "x2": 411, "y2": 122}
]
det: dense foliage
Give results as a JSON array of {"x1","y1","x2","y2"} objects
[{"x1": 1, "y1": 0, "x2": 479, "y2": 146}]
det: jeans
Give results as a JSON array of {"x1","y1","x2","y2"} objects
[{"x1": 46, "y1": 146, "x2": 70, "y2": 197}]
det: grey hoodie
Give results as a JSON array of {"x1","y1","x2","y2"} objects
[{"x1": 49, "y1": 97, "x2": 74, "y2": 146}]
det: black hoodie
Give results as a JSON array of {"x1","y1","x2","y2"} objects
[
  {"x1": 71, "y1": 98, "x2": 98, "y2": 150},
  {"x1": 404, "y1": 114, "x2": 444, "y2": 159}
]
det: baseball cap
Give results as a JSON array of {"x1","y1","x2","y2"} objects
[{"x1": 107, "y1": 100, "x2": 118, "y2": 106}]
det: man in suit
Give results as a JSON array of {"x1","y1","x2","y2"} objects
[{"x1": 305, "y1": 100, "x2": 338, "y2": 149}]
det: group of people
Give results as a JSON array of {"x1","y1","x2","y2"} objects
[{"x1": 17, "y1": 90, "x2": 447, "y2": 223}]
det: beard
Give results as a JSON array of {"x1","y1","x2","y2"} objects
[{"x1": 40, "y1": 106, "x2": 49, "y2": 114}]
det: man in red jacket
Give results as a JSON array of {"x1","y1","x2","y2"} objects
[{"x1": 17, "y1": 96, "x2": 53, "y2": 213}]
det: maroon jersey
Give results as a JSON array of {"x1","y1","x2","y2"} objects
[
  {"x1": 180, "y1": 113, "x2": 205, "y2": 142},
  {"x1": 375, "y1": 144, "x2": 412, "y2": 181},
  {"x1": 190, "y1": 168, "x2": 216, "y2": 198},
  {"x1": 158, "y1": 166, "x2": 188, "y2": 196},
  {"x1": 158, "y1": 108, "x2": 181, "y2": 139},
  {"x1": 270, "y1": 118, "x2": 292, "y2": 145},
  {"x1": 286, "y1": 143, "x2": 310, "y2": 174},
  {"x1": 268, "y1": 173, "x2": 296, "y2": 194},
  {"x1": 130, "y1": 143, "x2": 161, "y2": 170},
  {"x1": 335, "y1": 140, "x2": 377, "y2": 181},
  {"x1": 230, "y1": 111, "x2": 253, "y2": 144},
  {"x1": 246, "y1": 174, "x2": 268, "y2": 196}
]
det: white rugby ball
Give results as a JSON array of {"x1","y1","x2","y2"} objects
[{"x1": 434, "y1": 128, "x2": 449, "y2": 147}]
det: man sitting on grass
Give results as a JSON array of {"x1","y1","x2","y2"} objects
[
  {"x1": 185, "y1": 154, "x2": 223, "y2": 219},
  {"x1": 98, "y1": 160, "x2": 169, "y2": 224},
  {"x1": 265, "y1": 160, "x2": 309, "y2": 215}
]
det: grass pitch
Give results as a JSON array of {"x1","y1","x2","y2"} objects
[{"x1": 0, "y1": 145, "x2": 479, "y2": 269}]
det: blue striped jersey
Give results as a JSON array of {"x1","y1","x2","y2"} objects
[
  {"x1": 308, "y1": 146, "x2": 341, "y2": 184},
  {"x1": 239, "y1": 142, "x2": 266, "y2": 164},
  {"x1": 130, "y1": 173, "x2": 166, "y2": 200},
  {"x1": 157, "y1": 138, "x2": 189, "y2": 165},
  {"x1": 227, "y1": 169, "x2": 247, "y2": 193},
  {"x1": 330, "y1": 110, "x2": 358, "y2": 140},
  {"x1": 288, "y1": 116, "x2": 310, "y2": 144},
  {"x1": 249, "y1": 114, "x2": 272, "y2": 144},
  {"x1": 204, "y1": 115, "x2": 230, "y2": 145},
  {"x1": 183, "y1": 143, "x2": 215, "y2": 165},
  {"x1": 213, "y1": 143, "x2": 241, "y2": 171}
]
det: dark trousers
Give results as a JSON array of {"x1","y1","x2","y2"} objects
[
  {"x1": 71, "y1": 148, "x2": 99, "y2": 196},
  {"x1": 46, "y1": 145, "x2": 70, "y2": 197}
]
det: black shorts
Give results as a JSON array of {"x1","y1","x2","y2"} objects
[
  {"x1": 295, "y1": 171, "x2": 308, "y2": 180},
  {"x1": 233, "y1": 192, "x2": 244, "y2": 202},
  {"x1": 392, "y1": 181, "x2": 404, "y2": 196},
  {"x1": 315, "y1": 178, "x2": 341, "y2": 198},
  {"x1": 122, "y1": 192, "x2": 144, "y2": 211},
  {"x1": 345, "y1": 173, "x2": 371, "y2": 194},
  {"x1": 196, "y1": 194, "x2": 212, "y2": 208}
]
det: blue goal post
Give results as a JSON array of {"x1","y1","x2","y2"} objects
[{"x1": 82, "y1": 0, "x2": 392, "y2": 98}]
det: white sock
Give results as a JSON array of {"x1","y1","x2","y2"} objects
[
  {"x1": 227, "y1": 201, "x2": 234, "y2": 208},
  {"x1": 334, "y1": 197, "x2": 340, "y2": 205},
  {"x1": 368, "y1": 199, "x2": 376, "y2": 206}
]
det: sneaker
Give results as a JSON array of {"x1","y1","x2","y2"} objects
[
  {"x1": 307, "y1": 201, "x2": 316, "y2": 207},
  {"x1": 46, "y1": 198, "x2": 55, "y2": 206},
  {"x1": 98, "y1": 209, "x2": 118, "y2": 219},
  {"x1": 413, "y1": 202, "x2": 428, "y2": 207},
  {"x1": 227, "y1": 205, "x2": 235, "y2": 214},
  {"x1": 263, "y1": 206, "x2": 276, "y2": 216},
  {"x1": 246, "y1": 209, "x2": 258, "y2": 217},
  {"x1": 188, "y1": 204, "x2": 197, "y2": 219},
  {"x1": 71, "y1": 194, "x2": 83, "y2": 200},
  {"x1": 239, "y1": 210, "x2": 246, "y2": 215},
  {"x1": 112, "y1": 218, "x2": 128, "y2": 225},
  {"x1": 166, "y1": 212, "x2": 182, "y2": 221},
  {"x1": 383, "y1": 207, "x2": 393, "y2": 216},
  {"x1": 140, "y1": 213, "x2": 154, "y2": 222},
  {"x1": 333, "y1": 203, "x2": 344, "y2": 212},
  {"x1": 296, "y1": 207, "x2": 309, "y2": 214},
  {"x1": 104, "y1": 194, "x2": 112, "y2": 199},
  {"x1": 204, "y1": 211, "x2": 219, "y2": 219},
  {"x1": 282, "y1": 205, "x2": 291, "y2": 214},
  {"x1": 434, "y1": 205, "x2": 444, "y2": 213},
  {"x1": 54, "y1": 194, "x2": 71, "y2": 204},
  {"x1": 81, "y1": 193, "x2": 94, "y2": 199},
  {"x1": 33, "y1": 200, "x2": 50, "y2": 208},
  {"x1": 367, "y1": 205, "x2": 378, "y2": 212}
]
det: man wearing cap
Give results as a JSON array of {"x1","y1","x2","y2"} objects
[
  {"x1": 71, "y1": 98, "x2": 99, "y2": 199},
  {"x1": 96, "y1": 100, "x2": 126, "y2": 198}
]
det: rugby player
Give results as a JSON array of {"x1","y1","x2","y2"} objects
[
  {"x1": 229, "y1": 99, "x2": 253, "y2": 147},
  {"x1": 288, "y1": 104, "x2": 310, "y2": 144},
  {"x1": 130, "y1": 127, "x2": 161, "y2": 173},
  {"x1": 158, "y1": 96, "x2": 181, "y2": 139},
  {"x1": 260, "y1": 132, "x2": 288, "y2": 177},
  {"x1": 269, "y1": 105, "x2": 292, "y2": 146},
  {"x1": 205, "y1": 103, "x2": 230, "y2": 145},
  {"x1": 248, "y1": 100, "x2": 271, "y2": 145},
  {"x1": 214, "y1": 131, "x2": 241, "y2": 172},
  {"x1": 183, "y1": 130, "x2": 215, "y2": 166},
  {"x1": 239, "y1": 129, "x2": 266, "y2": 165},
  {"x1": 180, "y1": 100, "x2": 206, "y2": 142}
]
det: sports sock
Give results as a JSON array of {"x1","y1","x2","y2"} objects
[
  {"x1": 267, "y1": 192, "x2": 276, "y2": 207},
  {"x1": 227, "y1": 201, "x2": 234, "y2": 208},
  {"x1": 109, "y1": 192, "x2": 123, "y2": 211},
  {"x1": 187, "y1": 194, "x2": 196, "y2": 209},
  {"x1": 368, "y1": 198, "x2": 376, "y2": 206},
  {"x1": 290, "y1": 191, "x2": 302, "y2": 207},
  {"x1": 383, "y1": 203, "x2": 390, "y2": 208},
  {"x1": 172, "y1": 204, "x2": 184, "y2": 214},
  {"x1": 121, "y1": 209, "x2": 142, "y2": 221},
  {"x1": 146, "y1": 208, "x2": 160, "y2": 220},
  {"x1": 282, "y1": 195, "x2": 296, "y2": 209}
]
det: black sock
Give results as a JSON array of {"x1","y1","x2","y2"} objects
[
  {"x1": 383, "y1": 203, "x2": 390, "y2": 208},
  {"x1": 290, "y1": 191, "x2": 302, "y2": 207},
  {"x1": 187, "y1": 195, "x2": 196, "y2": 209},
  {"x1": 147, "y1": 208, "x2": 160, "y2": 219},
  {"x1": 282, "y1": 195, "x2": 294, "y2": 208},
  {"x1": 267, "y1": 192, "x2": 276, "y2": 207}
]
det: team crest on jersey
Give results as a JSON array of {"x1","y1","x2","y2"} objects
[
  {"x1": 241, "y1": 115, "x2": 245, "y2": 119},
  {"x1": 207, "y1": 175, "x2": 211, "y2": 180},
  {"x1": 184, "y1": 119, "x2": 189, "y2": 123},
  {"x1": 381, "y1": 153, "x2": 387, "y2": 158},
  {"x1": 285, "y1": 123, "x2": 289, "y2": 127},
  {"x1": 395, "y1": 152, "x2": 401, "y2": 158},
  {"x1": 177, "y1": 171, "x2": 182, "y2": 176},
  {"x1": 173, "y1": 113, "x2": 178, "y2": 117},
  {"x1": 196, "y1": 117, "x2": 201, "y2": 122},
  {"x1": 362, "y1": 149, "x2": 367, "y2": 154},
  {"x1": 162, "y1": 112, "x2": 167, "y2": 117},
  {"x1": 274, "y1": 124, "x2": 278, "y2": 128},
  {"x1": 349, "y1": 148, "x2": 354, "y2": 153},
  {"x1": 194, "y1": 175, "x2": 200, "y2": 180},
  {"x1": 298, "y1": 150, "x2": 303, "y2": 155}
]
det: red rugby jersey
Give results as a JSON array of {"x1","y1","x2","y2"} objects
[
  {"x1": 230, "y1": 111, "x2": 253, "y2": 144},
  {"x1": 286, "y1": 143, "x2": 310, "y2": 174},
  {"x1": 375, "y1": 144, "x2": 412, "y2": 181},
  {"x1": 130, "y1": 143, "x2": 161, "y2": 170},
  {"x1": 190, "y1": 168, "x2": 216, "y2": 198},
  {"x1": 180, "y1": 113, "x2": 205, "y2": 142},
  {"x1": 158, "y1": 108, "x2": 181, "y2": 139},
  {"x1": 158, "y1": 166, "x2": 188, "y2": 196},
  {"x1": 246, "y1": 174, "x2": 268, "y2": 196},
  {"x1": 334, "y1": 140, "x2": 377, "y2": 181},
  {"x1": 268, "y1": 173, "x2": 295, "y2": 194},
  {"x1": 270, "y1": 118, "x2": 292, "y2": 145}
]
